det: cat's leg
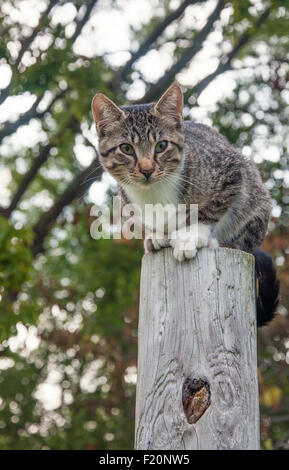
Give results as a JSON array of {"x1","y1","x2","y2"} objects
[
  {"x1": 170, "y1": 223, "x2": 218, "y2": 262},
  {"x1": 212, "y1": 205, "x2": 269, "y2": 252},
  {"x1": 144, "y1": 231, "x2": 170, "y2": 254}
]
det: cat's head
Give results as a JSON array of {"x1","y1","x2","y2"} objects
[{"x1": 91, "y1": 84, "x2": 184, "y2": 188}]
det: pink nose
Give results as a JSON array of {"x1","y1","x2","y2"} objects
[
  {"x1": 139, "y1": 160, "x2": 155, "y2": 179},
  {"x1": 140, "y1": 167, "x2": 154, "y2": 179}
]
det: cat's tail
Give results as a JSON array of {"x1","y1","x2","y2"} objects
[{"x1": 253, "y1": 248, "x2": 280, "y2": 327}]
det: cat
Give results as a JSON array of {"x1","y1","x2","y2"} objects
[{"x1": 91, "y1": 83, "x2": 279, "y2": 326}]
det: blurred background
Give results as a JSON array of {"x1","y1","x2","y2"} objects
[{"x1": 0, "y1": 0, "x2": 288, "y2": 450}]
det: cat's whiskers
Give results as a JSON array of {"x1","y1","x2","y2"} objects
[
  {"x1": 80, "y1": 162, "x2": 103, "y2": 186},
  {"x1": 161, "y1": 174, "x2": 181, "y2": 195},
  {"x1": 119, "y1": 175, "x2": 132, "y2": 190},
  {"x1": 80, "y1": 175, "x2": 102, "y2": 186},
  {"x1": 169, "y1": 172, "x2": 200, "y2": 191}
]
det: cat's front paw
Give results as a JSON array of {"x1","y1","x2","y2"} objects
[
  {"x1": 144, "y1": 233, "x2": 170, "y2": 254},
  {"x1": 170, "y1": 224, "x2": 218, "y2": 262}
]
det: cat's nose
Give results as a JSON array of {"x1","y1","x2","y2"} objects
[
  {"x1": 140, "y1": 167, "x2": 154, "y2": 179},
  {"x1": 139, "y1": 160, "x2": 155, "y2": 179}
]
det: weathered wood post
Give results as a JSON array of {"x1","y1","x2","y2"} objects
[{"x1": 135, "y1": 247, "x2": 259, "y2": 450}]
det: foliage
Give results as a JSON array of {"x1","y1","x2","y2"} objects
[{"x1": 0, "y1": 0, "x2": 288, "y2": 450}]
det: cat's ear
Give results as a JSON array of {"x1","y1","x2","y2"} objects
[
  {"x1": 153, "y1": 83, "x2": 183, "y2": 120},
  {"x1": 91, "y1": 93, "x2": 127, "y2": 134}
]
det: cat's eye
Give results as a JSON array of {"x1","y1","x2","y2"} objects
[
  {"x1": 120, "y1": 143, "x2": 135, "y2": 155},
  {"x1": 155, "y1": 140, "x2": 168, "y2": 153}
]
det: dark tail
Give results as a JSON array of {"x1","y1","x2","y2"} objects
[{"x1": 253, "y1": 249, "x2": 280, "y2": 327}]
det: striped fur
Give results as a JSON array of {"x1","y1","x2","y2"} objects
[{"x1": 92, "y1": 84, "x2": 279, "y2": 325}]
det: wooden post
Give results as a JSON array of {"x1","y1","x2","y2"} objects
[{"x1": 135, "y1": 247, "x2": 259, "y2": 450}]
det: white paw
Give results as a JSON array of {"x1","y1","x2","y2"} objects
[
  {"x1": 171, "y1": 235, "x2": 197, "y2": 261},
  {"x1": 170, "y1": 224, "x2": 218, "y2": 262},
  {"x1": 144, "y1": 233, "x2": 170, "y2": 253}
]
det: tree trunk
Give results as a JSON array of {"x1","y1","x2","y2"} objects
[{"x1": 135, "y1": 247, "x2": 259, "y2": 450}]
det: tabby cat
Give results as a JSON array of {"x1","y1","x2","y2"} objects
[{"x1": 91, "y1": 83, "x2": 279, "y2": 326}]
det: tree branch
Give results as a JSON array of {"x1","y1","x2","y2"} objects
[
  {"x1": 0, "y1": 88, "x2": 67, "y2": 144},
  {"x1": 185, "y1": 7, "x2": 271, "y2": 102},
  {"x1": 32, "y1": 154, "x2": 103, "y2": 255},
  {"x1": 15, "y1": 0, "x2": 59, "y2": 69},
  {"x1": 137, "y1": 0, "x2": 225, "y2": 103},
  {"x1": 110, "y1": 0, "x2": 205, "y2": 90},
  {"x1": 70, "y1": 0, "x2": 99, "y2": 44},
  {"x1": 0, "y1": 144, "x2": 52, "y2": 219},
  {"x1": 0, "y1": 0, "x2": 97, "y2": 108},
  {"x1": 0, "y1": 116, "x2": 79, "y2": 218},
  {"x1": 0, "y1": 0, "x2": 58, "y2": 105}
]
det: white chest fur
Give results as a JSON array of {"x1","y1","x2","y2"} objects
[{"x1": 124, "y1": 174, "x2": 181, "y2": 233}]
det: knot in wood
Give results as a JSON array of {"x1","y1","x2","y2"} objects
[{"x1": 182, "y1": 378, "x2": 211, "y2": 424}]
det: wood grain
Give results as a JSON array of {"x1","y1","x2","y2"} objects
[{"x1": 135, "y1": 247, "x2": 259, "y2": 450}]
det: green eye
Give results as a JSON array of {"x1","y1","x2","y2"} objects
[
  {"x1": 155, "y1": 140, "x2": 168, "y2": 153},
  {"x1": 120, "y1": 143, "x2": 134, "y2": 155}
]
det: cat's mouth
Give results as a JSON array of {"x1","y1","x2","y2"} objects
[
  {"x1": 139, "y1": 177, "x2": 157, "y2": 188},
  {"x1": 131, "y1": 173, "x2": 164, "y2": 187}
]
